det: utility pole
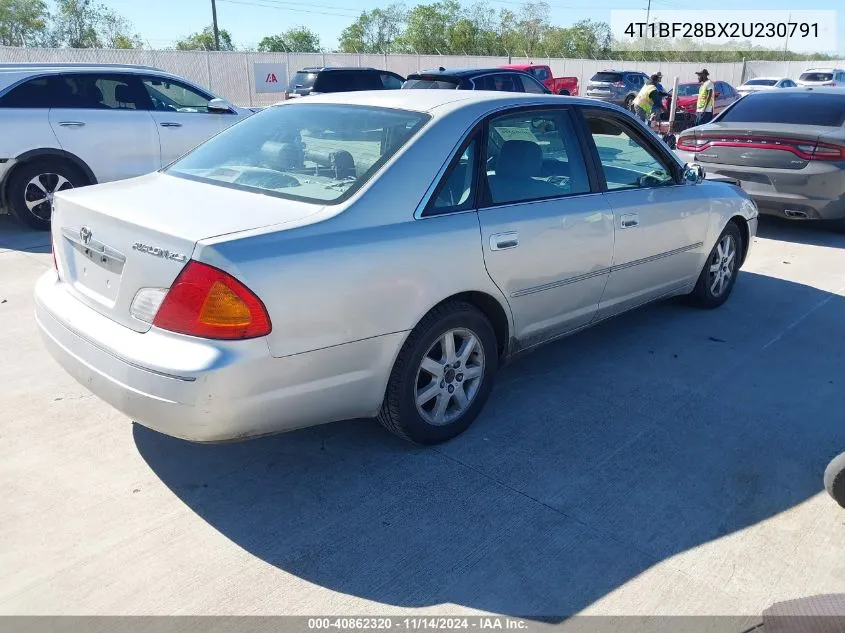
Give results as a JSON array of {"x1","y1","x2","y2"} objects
[
  {"x1": 211, "y1": 0, "x2": 221, "y2": 51},
  {"x1": 644, "y1": 0, "x2": 651, "y2": 57}
]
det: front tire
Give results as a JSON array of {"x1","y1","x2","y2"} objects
[
  {"x1": 558, "y1": 89, "x2": 570, "y2": 96},
  {"x1": 689, "y1": 221, "x2": 743, "y2": 308},
  {"x1": 824, "y1": 452, "x2": 845, "y2": 508},
  {"x1": 378, "y1": 301, "x2": 498, "y2": 444},
  {"x1": 7, "y1": 159, "x2": 86, "y2": 231},
  {"x1": 624, "y1": 95, "x2": 635, "y2": 111}
]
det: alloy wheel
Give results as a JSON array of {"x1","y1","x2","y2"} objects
[
  {"x1": 24, "y1": 173, "x2": 73, "y2": 220},
  {"x1": 708, "y1": 234, "x2": 737, "y2": 297}
]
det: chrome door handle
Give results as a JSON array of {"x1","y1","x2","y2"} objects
[
  {"x1": 160, "y1": 122, "x2": 182, "y2": 127},
  {"x1": 58, "y1": 121, "x2": 85, "y2": 127},
  {"x1": 490, "y1": 232, "x2": 519, "y2": 251},
  {"x1": 620, "y1": 213, "x2": 639, "y2": 229}
]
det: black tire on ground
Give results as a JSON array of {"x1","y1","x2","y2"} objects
[
  {"x1": 7, "y1": 159, "x2": 87, "y2": 231},
  {"x1": 824, "y1": 452, "x2": 845, "y2": 508},
  {"x1": 558, "y1": 89, "x2": 570, "y2": 96},
  {"x1": 378, "y1": 301, "x2": 498, "y2": 445},
  {"x1": 689, "y1": 220, "x2": 743, "y2": 309}
]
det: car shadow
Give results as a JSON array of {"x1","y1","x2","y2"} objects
[
  {"x1": 134, "y1": 270, "x2": 845, "y2": 619},
  {"x1": 0, "y1": 214, "x2": 50, "y2": 253},
  {"x1": 756, "y1": 215, "x2": 845, "y2": 249}
]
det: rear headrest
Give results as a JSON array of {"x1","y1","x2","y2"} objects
[
  {"x1": 496, "y1": 140, "x2": 542, "y2": 178},
  {"x1": 114, "y1": 84, "x2": 136, "y2": 104}
]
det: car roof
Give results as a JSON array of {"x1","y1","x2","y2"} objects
[
  {"x1": 273, "y1": 89, "x2": 605, "y2": 114},
  {"x1": 743, "y1": 77, "x2": 788, "y2": 81},
  {"x1": 743, "y1": 86, "x2": 845, "y2": 96},
  {"x1": 594, "y1": 69, "x2": 645, "y2": 74},
  {"x1": 0, "y1": 63, "x2": 186, "y2": 92},
  {"x1": 411, "y1": 67, "x2": 532, "y2": 78},
  {"x1": 297, "y1": 66, "x2": 381, "y2": 72},
  {"x1": 801, "y1": 67, "x2": 844, "y2": 72}
]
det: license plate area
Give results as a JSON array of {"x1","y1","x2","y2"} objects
[{"x1": 61, "y1": 228, "x2": 125, "y2": 305}]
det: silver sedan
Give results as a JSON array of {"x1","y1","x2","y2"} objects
[{"x1": 36, "y1": 90, "x2": 758, "y2": 444}]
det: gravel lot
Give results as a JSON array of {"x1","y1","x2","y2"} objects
[{"x1": 1, "y1": 213, "x2": 844, "y2": 620}]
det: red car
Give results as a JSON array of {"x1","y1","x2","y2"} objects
[
  {"x1": 500, "y1": 64, "x2": 579, "y2": 96},
  {"x1": 665, "y1": 80, "x2": 740, "y2": 115}
]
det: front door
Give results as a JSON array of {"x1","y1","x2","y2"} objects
[
  {"x1": 579, "y1": 109, "x2": 710, "y2": 318},
  {"x1": 474, "y1": 107, "x2": 615, "y2": 349},
  {"x1": 140, "y1": 76, "x2": 241, "y2": 166},
  {"x1": 47, "y1": 72, "x2": 161, "y2": 183}
]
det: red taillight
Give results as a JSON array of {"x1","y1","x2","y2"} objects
[
  {"x1": 153, "y1": 261, "x2": 271, "y2": 340},
  {"x1": 676, "y1": 135, "x2": 845, "y2": 161}
]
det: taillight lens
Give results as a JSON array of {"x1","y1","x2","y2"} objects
[
  {"x1": 675, "y1": 135, "x2": 845, "y2": 161},
  {"x1": 152, "y1": 261, "x2": 271, "y2": 340}
]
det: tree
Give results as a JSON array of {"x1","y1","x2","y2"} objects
[
  {"x1": 258, "y1": 26, "x2": 320, "y2": 52},
  {"x1": 175, "y1": 25, "x2": 234, "y2": 51},
  {"x1": 338, "y1": 3, "x2": 406, "y2": 53},
  {"x1": 0, "y1": 0, "x2": 49, "y2": 46},
  {"x1": 51, "y1": 0, "x2": 141, "y2": 48}
]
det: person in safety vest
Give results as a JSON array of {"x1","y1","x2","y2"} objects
[
  {"x1": 695, "y1": 68, "x2": 715, "y2": 126},
  {"x1": 632, "y1": 75, "x2": 663, "y2": 123}
]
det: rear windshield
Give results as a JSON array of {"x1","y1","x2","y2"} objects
[
  {"x1": 799, "y1": 72, "x2": 833, "y2": 82},
  {"x1": 719, "y1": 92, "x2": 845, "y2": 127},
  {"x1": 744, "y1": 79, "x2": 777, "y2": 86},
  {"x1": 403, "y1": 76, "x2": 460, "y2": 89},
  {"x1": 288, "y1": 71, "x2": 317, "y2": 91},
  {"x1": 590, "y1": 72, "x2": 623, "y2": 83},
  {"x1": 167, "y1": 104, "x2": 430, "y2": 204}
]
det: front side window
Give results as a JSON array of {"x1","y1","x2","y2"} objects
[
  {"x1": 142, "y1": 77, "x2": 213, "y2": 113},
  {"x1": 484, "y1": 108, "x2": 590, "y2": 205},
  {"x1": 167, "y1": 104, "x2": 429, "y2": 204},
  {"x1": 584, "y1": 113, "x2": 675, "y2": 190},
  {"x1": 380, "y1": 73, "x2": 403, "y2": 89},
  {"x1": 519, "y1": 75, "x2": 546, "y2": 94},
  {"x1": 426, "y1": 137, "x2": 478, "y2": 216}
]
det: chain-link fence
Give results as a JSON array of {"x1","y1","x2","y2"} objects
[{"x1": 2, "y1": 47, "x2": 843, "y2": 107}]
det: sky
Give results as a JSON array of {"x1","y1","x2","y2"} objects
[{"x1": 105, "y1": 0, "x2": 844, "y2": 55}]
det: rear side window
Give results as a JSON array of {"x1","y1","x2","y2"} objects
[
  {"x1": 0, "y1": 73, "x2": 151, "y2": 109},
  {"x1": 473, "y1": 73, "x2": 522, "y2": 92},
  {"x1": 402, "y1": 77, "x2": 460, "y2": 89},
  {"x1": 591, "y1": 72, "x2": 623, "y2": 83},
  {"x1": 719, "y1": 92, "x2": 845, "y2": 126},
  {"x1": 0, "y1": 76, "x2": 59, "y2": 108},
  {"x1": 799, "y1": 72, "x2": 833, "y2": 82}
]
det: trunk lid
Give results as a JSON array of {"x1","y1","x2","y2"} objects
[
  {"x1": 52, "y1": 172, "x2": 322, "y2": 332},
  {"x1": 685, "y1": 122, "x2": 835, "y2": 170}
]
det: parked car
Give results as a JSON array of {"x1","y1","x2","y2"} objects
[
  {"x1": 736, "y1": 77, "x2": 796, "y2": 97},
  {"x1": 36, "y1": 90, "x2": 757, "y2": 445},
  {"x1": 499, "y1": 63, "x2": 578, "y2": 95},
  {"x1": 675, "y1": 88, "x2": 845, "y2": 227},
  {"x1": 666, "y1": 81, "x2": 740, "y2": 116},
  {"x1": 584, "y1": 70, "x2": 649, "y2": 108},
  {"x1": 797, "y1": 67, "x2": 845, "y2": 88},
  {"x1": 285, "y1": 66, "x2": 405, "y2": 98},
  {"x1": 402, "y1": 67, "x2": 549, "y2": 93},
  {"x1": 0, "y1": 63, "x2": 253, "y2": 230}
]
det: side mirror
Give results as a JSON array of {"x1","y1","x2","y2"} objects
[
  {"x1": 208, "y1": 98, "x2": 234, "y2": 113},
  {"x1": 683, "y1": 163, "x2": 704, "y2": 184}
]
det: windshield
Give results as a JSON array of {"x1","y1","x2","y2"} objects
[
  {"x1": 745, "y1": 79, "x2": 778, "y2": 86},
  {"x1": 719, "y1": 92, "x2": 845, "y2": 126},
  {"x1": 167, "y1": 104, "x2": 429, "y2": 204},
  {"x1": 675, "y1": 83, "x2": 700, "y2": 96},
  {"x1": 591, "y1": 72, "x2": 622, "y2": 83},
  {"x1": 288, "y1": 72, "x2": 317, "y2": 91},
  {"x1": 799, "y1": 72, "x2": 833, "y2": 82},
  {"x1": 403, "y1": 77, "x2": 460, "y2": 89}
]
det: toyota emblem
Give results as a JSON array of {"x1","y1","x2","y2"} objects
[{"x1": 79, "y1": 226, "x2": 92, "y2": 245}]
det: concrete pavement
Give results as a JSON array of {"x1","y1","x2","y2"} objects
[{"x1": 1, "y1": 213, "x2": 844, "y2": 618}]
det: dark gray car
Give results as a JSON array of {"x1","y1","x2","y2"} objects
[
  {"x1": 584, "y1": 70, "x2": 649, "y2": 108},
  {"x1": 675, "y1": 88, "x2": 845, "y2": 228}
]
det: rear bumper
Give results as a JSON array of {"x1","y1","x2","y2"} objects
[
  {"x1": 677, "y1": 158, "x2": 845, "y2": 221},
  {"x1": 35, "y1": 271, "x2": 404, "y2": 442}
]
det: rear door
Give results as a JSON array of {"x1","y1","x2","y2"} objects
[
  {"x1": 47, "y1": 72, "x2": 160, "y2": 183},
  {"x1": 473, "y1": 106, "x2": 615, "y2": 347},
  {"x1": 471, "y1": 73, "x2": 524, "y2": 92},
  {"x1": 579, "y1": 108, "x2": 710, "y2": 316},
  {"x1": 141, "y1": 75, "x2": 242, "y2": 166}
]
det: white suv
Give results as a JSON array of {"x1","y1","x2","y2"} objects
[
  {"x1": 0, "y1": 63, "x2": 254, "y2": 230},
  {"x1": 797, "y1": 67, "x2": 845, "y2": 88}
]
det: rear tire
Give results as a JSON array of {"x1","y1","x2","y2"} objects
[
  {"x1": 624, "y1": 95, "x2": 635, "y2": 111},
  {"x1": 7, "y1": 159, "x2": 87, "y2": 231},
  {"x1": 378, "y1": 301, "x2": 498, "y2": 445},
  {"x1": 689, "y1": 221, "x2": 743, "y2": 308}
]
